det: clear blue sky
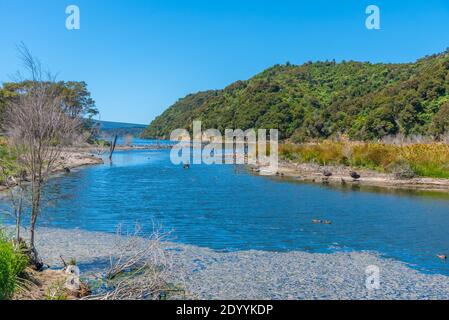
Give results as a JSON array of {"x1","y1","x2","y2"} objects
[{"x1": 0, "y1": 0, "x2": 448, "y2": 124}]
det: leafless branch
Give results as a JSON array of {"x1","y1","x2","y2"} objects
[
  {"x1": 84, "y1": 224, "x2": 183, "y2": 300},
  {"x1": 4, "y1": 45, "x2": 84, "y2": 266}
]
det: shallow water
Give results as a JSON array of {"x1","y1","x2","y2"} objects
[{"x1": 2, "y1": 147, "x2": 449, "y2": 275}]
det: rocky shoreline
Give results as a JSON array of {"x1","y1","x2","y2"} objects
[
  {"x1": 251, "y1": 160, "x2": 449, "y2": 193},
  {"x1": 27, "y1": 227, "x2": 449, "y2": 300}
]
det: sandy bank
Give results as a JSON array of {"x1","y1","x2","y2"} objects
[
  {"x1": 0, "y1": 150, "x2": 103, "y2": 193},
  {"x1": 58, "y1": 150, "x2": 104, "y2": 171}
]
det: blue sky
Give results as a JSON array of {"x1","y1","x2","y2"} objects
[{"x1": 0, "y1": 0, "x2": 448, "y2": 124}]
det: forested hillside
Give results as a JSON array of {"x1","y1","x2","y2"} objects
[
  {"x1": 142, "y1": 50, "x2": 449, "y2": 141},
  {"x1": 96, "y1": 120, "x2": 147, "y2": 137}
]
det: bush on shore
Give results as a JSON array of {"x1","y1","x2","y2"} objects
[
  {"x1": 0, "y1": 231, "x2": 28, "y2": 300},
  {"x1": 280, "y1": 141, "x2": 449, "y2": 179},
  {"x1": 0, "y1": 137, "x2": 21, "y2": 184}
]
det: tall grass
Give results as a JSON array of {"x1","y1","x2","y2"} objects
[
  {"x1": 0, "y1": 230, "x2": 28, "y2": 300},
  {"x1": 280, "y1": 141, "x2": 449, "y2": 179}
]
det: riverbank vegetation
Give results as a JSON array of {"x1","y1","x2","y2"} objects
[
  {"x1": 0, "y1": 230, "x2": 28, "y2": 299},
  {"x1": 0, "y1": 138, "x2": 20, "y2": 183},
  {"x1": 280, "y1": 139, "x2": 449, "y2": 179}
]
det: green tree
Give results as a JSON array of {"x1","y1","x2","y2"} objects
[
  {"x1": 60, "y1": 81, "x2": 98, "y2": 119},
  {"x1": 432, "y1": 102, "x2": 449, "y2": 137}
]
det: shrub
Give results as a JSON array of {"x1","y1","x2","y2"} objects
[
  {"x1": 386, "y1": 160, "x2": 416, "y2": 180},
  {"x1": 0, "y1": 232, "x2": 28, "y2": 300}
]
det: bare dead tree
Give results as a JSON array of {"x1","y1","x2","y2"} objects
[
  {"x1": 6, "y1": 182, "x2": 25, "y2": 244},
  {"x1": 4, "y1": 45, "x2": 83, "y2": 268},
  {"x1": 109, "y1": 134, "x2": 118, "y2": 160},
  {"x1": 0, "y1": 159, "x2": 26, "y2": 244}
]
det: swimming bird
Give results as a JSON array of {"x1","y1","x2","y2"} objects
[
  {"x1": 183, "y1": 164, "x2": 190, "y2": 169},
  {"x1": 322, "y1": 220, "x2": 333, "y2": 225},
  {"x1": 437, "y1": 254, "x2": 447, "y2": 260},
  {"x1": 312, "y1": 219, "x2": 322, "y2": 224},
  {"x1": 350, "y1": 171, "x2": 361, "y2": 181}
]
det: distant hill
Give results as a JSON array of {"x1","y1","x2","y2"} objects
[
  {"x1": 142, "y1": 50, "x2": 449, "y2": 141},
  {"x1": 96, "y1": 120, "x2": 147, "y2": 137}
]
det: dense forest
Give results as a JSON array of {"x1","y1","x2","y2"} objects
[{"x1": 142, "y1": 50, "x2": 449, "y2": 142}]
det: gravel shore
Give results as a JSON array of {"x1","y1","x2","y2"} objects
[
  {"x1": 252, "y1": 160, "x2": 449, "y2": 193},
  {"x1": 30, "y1": 227, "x2": 449, "y2": 300}
]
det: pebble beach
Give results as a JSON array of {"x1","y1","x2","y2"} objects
[{"x1": 31, "y1": 227, "x2": 449, "y2": 300}]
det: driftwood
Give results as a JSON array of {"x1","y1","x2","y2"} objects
[
  {"x1": 60, "y1": 255, "x2": 68, "y2": 268},
  {"x1": 83, "y1": 224, "x2": 184, "y2": 300}
]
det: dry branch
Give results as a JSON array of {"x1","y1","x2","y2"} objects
[{"x1": 84, "y1": 224, "x2": 183, "y2": 300}]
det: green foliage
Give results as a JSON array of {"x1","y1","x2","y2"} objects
[
  {"x1": 60, "y1": 81, "x2": 98, "y2": 119},
  {"x1": 95, "y1": 139, "x2": 111, "y2": 148},
  {"x1": 1, "y1": 81, "x2": 98, "y2": 120},
  {"x1": 0, "y1": 138, "x2": 21, "y2": 184},
  {"x1": 142, "y1": 51, "x2": 449, "y2": 141},
  {"x1": 0, "y1": 231, "x2": 28, "y2": 300},
  {"x1": 0, "y1": 81, "x2": 98, "y2": 136},
  {"x1": 432, "y1": 102, "x2": 449, "y2": 136},
  {"x1": 44, "y1": 280, "x2": 68, "y2": 300}
]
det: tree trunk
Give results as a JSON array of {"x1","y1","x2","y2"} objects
[
  {"x1": 15, "y1": 195, "x2": 22, "y2": 243},
  {"x1": 109, "y1": 135, "x2": 118, "y2": 160},
  {"x1": 29, "y1": 178, "x2": 43, "y2": 270}
]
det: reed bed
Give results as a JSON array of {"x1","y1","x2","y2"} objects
[{"x1": 280, "y1": 141, "x2": 449, "y2": 179}]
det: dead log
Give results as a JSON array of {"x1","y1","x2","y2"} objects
[{"x1": 109, "y1": 135, "x2": 118, "y2": 160}]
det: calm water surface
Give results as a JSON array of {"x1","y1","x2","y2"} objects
[{"x1": 2, "y1": 147, "x2": 449, "y2": 275}]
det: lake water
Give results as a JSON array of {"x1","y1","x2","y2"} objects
[{"x1": 2, "y1": 147, "x2": 449, "y2": 275}]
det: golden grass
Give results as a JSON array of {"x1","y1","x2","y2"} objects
[{"x1": 280, "y1": 141, "x2": 449, "y2": 179}]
